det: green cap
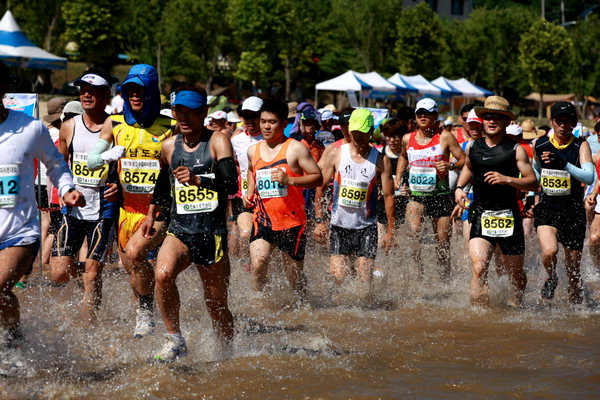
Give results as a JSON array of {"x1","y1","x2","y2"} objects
[{"x1": 348, "y1": 109, "x2": 374, "y2": 134}]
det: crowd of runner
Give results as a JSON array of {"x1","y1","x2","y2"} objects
[{"x1": 1, "y1": 60, "x2": 600, "y2": 372}]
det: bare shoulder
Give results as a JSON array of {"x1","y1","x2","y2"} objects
[{"x1": 60, "y1": 118, "x2": 75, "y2": 134}]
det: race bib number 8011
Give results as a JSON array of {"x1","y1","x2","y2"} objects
[{"x1": 256, "y1": 168, "x2": 287, "y2": 198}]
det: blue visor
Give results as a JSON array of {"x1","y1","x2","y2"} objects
[{"x1": 172, "y1": 90, "x2": 207, "y2": 109}]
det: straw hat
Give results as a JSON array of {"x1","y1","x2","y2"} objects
[
  {"x1": 521, "y1": 119, "x2": 545, "y2": 140},
  {"x1": 474, "y1": 96, "x2": 517, "y2": 120}
]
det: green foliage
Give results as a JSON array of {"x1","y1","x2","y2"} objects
[
  {"x1": 448, "y1": 6, "x2": 537, "y2": 96},
  {"x1": 120, "y1": 0, "x2": 167, "y2": 65},
  {"x1": 395, "y1": 2, "x2": 446, "y2": 79},
  {"x1": 519, "y1": 19, "x2": 573, "y2": 95},
  {"x1": 325, "y1": 0, "x2": 401, "y2": 74},
  {"x1": 11, "y1": 0, "x2": 65, "y2": 53},
  {"x1": 568, "y1": 15, "x2": 600, "y2": 101},
  {"x1": 62, "y1": 0, "x2": 122, "y2": 65},
  {"x1": 160, "y1": 0, "x2": 231, "y2": 88}
]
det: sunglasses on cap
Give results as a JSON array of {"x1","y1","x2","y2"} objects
[{"x1": 415, "y1": 109, "x2": 436, "y2": 116}]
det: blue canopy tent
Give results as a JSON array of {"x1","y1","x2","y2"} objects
[{"x1": 0, "y1": 10, "x2": 66, "y2": 69}]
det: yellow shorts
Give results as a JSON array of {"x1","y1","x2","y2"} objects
[{"x1": 117, "y1": 208, "x2": 146, "y2": 251}]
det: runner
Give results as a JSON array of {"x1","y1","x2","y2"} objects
[
  {"x1": 532, "y1": 102, "x2": 594, "y2": 304},
  {"x1": 88, "y1": 64, "x2": 176, "y2": 337},
  {"x1": 395, "y1": 98, "x2": 465, "y2": 281},
  {"x1": 242, "y1": 99, "x2": 322, "y2": 295},
  {"x1": 53, "y1": 69, "x2": 120, "y2": 321},
  {"x1": 450, "y1": 109, "x2": 484, "y2": 243},
  {"x1": 314, "y1": 109, "x2": 396, "y2": 285},
  {"x1": 299, "y1": 110, "x2": 325, "y2": 221},
  {"x1": 229, "y1": 97, "x2": 263, "y2": 262},
  {"x1": 455, "y1": 96, "x2": 537, "y2": 307},
  {"x1": 0, "y1": 60, "x2": 84, "y2": 375},
  {"x1": 140, "y1": 86, "x2": 238, "y2": 362},
  {"x1": 209, "y1": 110, "x2": 230, "y2": 137},
  {"x1": 376, "y1": 118, "x2": 410, "y2": 239}
]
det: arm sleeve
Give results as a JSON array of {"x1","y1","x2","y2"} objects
[
  {"x1": 199, "y1": 157, "x2": 238, "y2": 196},
  {"x1": 532, "y1": 157, "x2": 541, "y2": 181},
  {"x1": 35, "y1": 123, "x2": 74, "y2": 198},
  {"x1": 150, "y1": 163, "x2": 173, "y2": 211},
  {"x1": 87, "y1": 138, "x2": 111, "y2": 170},
  {"x1": 566, "y1": 162, "x2": 595, "y2": 185}
]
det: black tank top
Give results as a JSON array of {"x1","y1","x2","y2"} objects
[
  {"x1": 469, "y1": 137, "x2": 520, "y2": 211},
  {"x1": 534, "y1": 135, "x2": 583, "y2": 205},
  {"x1": 168, "y1": 132, "x2": 227, "y2": 235}
]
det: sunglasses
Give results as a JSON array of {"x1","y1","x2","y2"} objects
[{"x1": 482, "y1": 113, "x2": 506, "y2": 121}]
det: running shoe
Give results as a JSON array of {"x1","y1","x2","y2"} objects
[
  {"x1": 133, "y1": 308, "x2": 155, "y2": 338},
  {"x1": 153, "y1": 335, "x2": 187, "y2": 362},
  {"x1": 14, "y1": 282, "x2": 27, "y2": 289},
  {"x1": 541, "y1": 273, "x2": 558, "y2": 300}
]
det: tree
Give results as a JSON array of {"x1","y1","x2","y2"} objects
[
  {"x1": 326, "y1": 0, "x2": 400, "y2": 73},
  {"x1": 447, "y1": 6, "x2": 537, "y2": 97},
  {"x1": 11, "y1": 0, "x2": 66, "y2": 54},
  {"x1": 395, "y1": 2, "x2": 446, "y2": 80},
  {"x1": 160, "y1": 0, "x2": 231, "y2": 90},
  {"x1": 62, "y1": 0, "x2": 123, "y2": 66},
  {"x1": 519, "y1": 19, "x2": 573, "y2": 117},
  {"x1": 568, "y1": 15, "x2": 600, "y2": 117}
]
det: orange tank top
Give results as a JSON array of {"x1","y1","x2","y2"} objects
[{"x1": 252, "y1": 139, "x2": 306, "y2": 230}]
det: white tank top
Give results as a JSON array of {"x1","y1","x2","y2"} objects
[
  {"x1": 231, "y1": 129, "x2": 262, "y2": 196},
  {"x1": 330, "y1": 144, "x2": 379, "y2": 229},
  {"x1": 69, "y1": 114, "x2": 108, "y2": 220}
]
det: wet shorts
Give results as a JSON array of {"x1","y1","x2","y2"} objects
[
  {"x1": 377, "y1": 196, "x2": 408, "y2": 227},
  {"x1": 468, "y1": 208, "x2": 524, "y2": 256},
  {"x1": 230, "y1": 197, "x2": 246, "y2": 219},
  {"x1": 53, "y1": 215, "x2": 115, "y2": 262},
  {"x1": 534, "y1": 202, "x2": 586, "y2": 250},
  {"x1": 48, "y1": 204, "x2": 63, "y2": 235},
  {"x1": 167, "y1": 231, "x2": 226, "y2": 266},
  {"x1": 250, "y1": 223, "x2": 306, "y2": 261},
  {"x1": 118, "y1": 208, "x2": 146, "y2": 251},
  {"x1": 330, "y1": 224, "x2": 378, "y2": 259},
  {"x1": 409, "y1": 194, "x2": 453, "y2": 219}
]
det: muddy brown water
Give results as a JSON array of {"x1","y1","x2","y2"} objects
[{"x1": 2, "y1": 227, "x2": 600, "y2": 399}]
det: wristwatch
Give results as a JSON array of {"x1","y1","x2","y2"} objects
[{"x1": 449, "y1": 162, "x2": 456, "y2": 171}]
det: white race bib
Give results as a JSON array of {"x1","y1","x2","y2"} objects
[
  {"x1": 0, "y1": 164, "x2": 19, "y2": 208},
  {"x1": 256, "y1": 168, "x2": 287, "y2": 199},
  {"x1": 120, "y1": 158, "x2": 160, "y2": 194},
  {"x1": 339, "y1": 178, "x2": 368, "y2": 208},
  {"x1": 481, "y1": 209, "x2": 514, "y2": 238},
  {"x1": 409, "y1": 166, "x2": 436, "y2": 192},
  {"x1": 73, "y1": 152, "x2": 109, "y2": 187},
  {"x1": 540, "y1": 168, "x2": 570, "y2": 196},
  {"x1": 174, "y1": 174, "x2": 218, "y2": 214}
]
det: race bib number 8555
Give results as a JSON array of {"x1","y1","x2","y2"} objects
[{"x1": 174, "y1": 175, "x2": 218, "y2": 214}]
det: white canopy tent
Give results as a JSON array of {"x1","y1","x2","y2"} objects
[
  {"x1": 432, "y1": 77, "x2": 492, "y2": 98},
  {"x1": 389, "y1": 73, "x2": 451, "y2": 96},
  {"x1": 0, "y1": 10, "x2": 66, "y2": 69},
  {"x1": 353, "y1": 71, "x2": 397, "y2": 92},
  {"x1": 315, "y1": 70, "x2": 373, "y2": 106}
]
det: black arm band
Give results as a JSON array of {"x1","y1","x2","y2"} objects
[
  {"x1": 150, "y1": 163, "x2": 172, "y2": 210},
  {"x1": 215, "y1": 157, "x2": 239, "y2": 196}
]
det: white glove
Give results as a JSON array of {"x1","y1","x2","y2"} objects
[{"x1": 100, "y1": 146, "x2": 126, "y2": 162}]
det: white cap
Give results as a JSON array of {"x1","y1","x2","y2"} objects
[
  {"x1": 204, "y1": 117, "x2": 212, "y2": 126},
  {"x1": 466, "y1": 109, "x2": 482, "y2": 124},
  {"x1": 506, "y1": 124, "x2": 523, "y2": 136},
  {"x1": 210, "y1": 110, "x2": 227, "y2": 120},
  {"x1": 227, "y1": 111, "x2": 241, "y2": 123},
  {"x1": 159, "y1": 108, "x2": 173, "y2": 119},
  {"x1": 241, "y1": 96, "x2": 263, "y2": 112},
  {"x1": 415, "y1": 98, "x2": 438, "y2": 113},
  {"x1": 319, "y1": 109, "x2": 336, "y2": 121},
  {"x1": 443, "y1": 118, "x2": 453, "y2": 127}
]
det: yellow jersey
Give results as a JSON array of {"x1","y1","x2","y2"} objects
[{"x1": 111, "y1": 114, "x2": 176, "y2": 214}]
